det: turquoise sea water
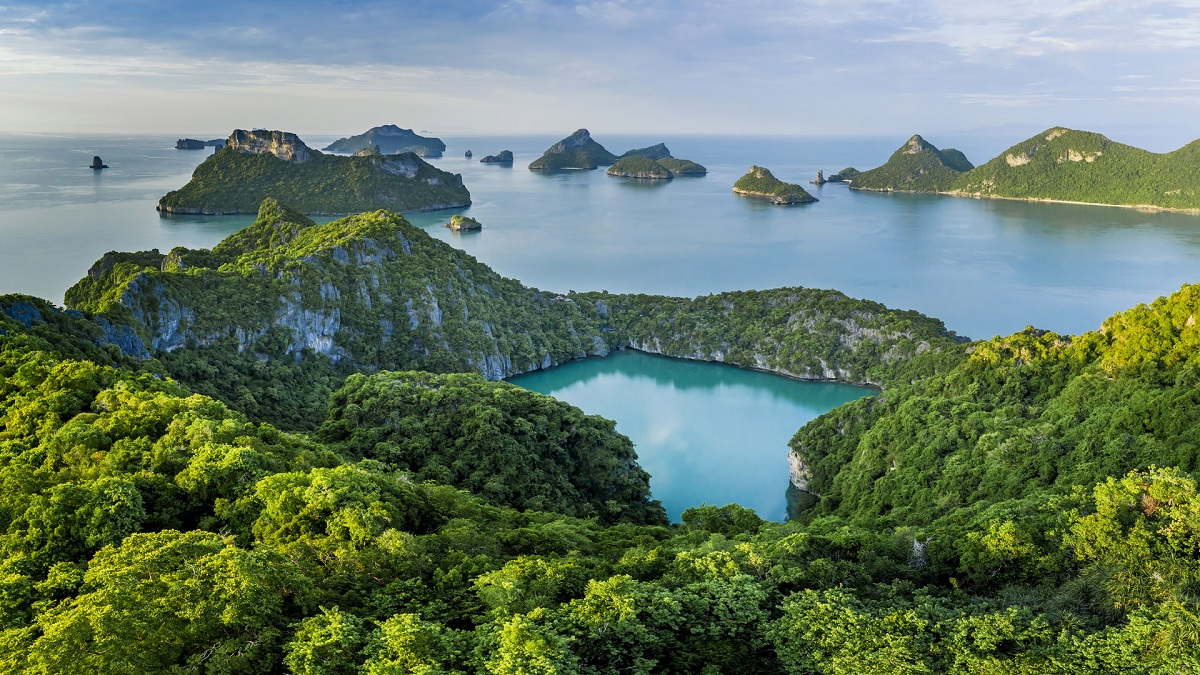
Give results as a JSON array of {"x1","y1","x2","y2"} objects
[
  {"x1": 3, "y1": 131, "x2": 1199, "y2": 519},
  {"x1": 511, "y1": 351, "x2": 873, "y2": 521}
]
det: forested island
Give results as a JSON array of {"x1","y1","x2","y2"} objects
[
  {"x1": 2, "y1": 196, "x2": 1200, "y2": 670},
  {"x1": 607, "y1": 144, "x2": 708, "y2": 179},
  {"x1": 733, "y1": 166, "x2": 817, "y2": 204},
  {"x1": 323, "y1": 124, "x2": 446, "y2": 157},
  {"x1": 852, "y1": 127, "x2": 1200, "y2": 210},
  {"x1": 156, "y1": 129, "x2": 470, "y2": 215}
]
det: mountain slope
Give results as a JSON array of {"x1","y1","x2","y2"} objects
[
  {"x1": 850, "y1": 134, "x2": 974, "y2": 192},
  {"x1": 790, "y1": 283, "x2": 1200, "y2": 526},
  {"x1": 66, "y1": 199, "x2": 962, "y2": 428},
  {"x1": 528, "y1": 129, "x2": 619, "y2": 170}
]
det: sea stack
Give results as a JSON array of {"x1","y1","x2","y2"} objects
[
  {"x1": 465, "y1": 150, "x2": 473, "y2": 158},
  {"x1": 90, "y1": 156, "x2": 108, "y2": 170}
]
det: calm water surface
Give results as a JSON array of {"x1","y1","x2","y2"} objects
[
  {"x1": 511, "y1": 351, "x2": 873, "y2": 521},
  {"x1": 3, "y1": 131, "x2": 1199, "y2": 519}
]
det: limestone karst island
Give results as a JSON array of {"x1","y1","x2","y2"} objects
[{"x1": 156, "y1": 129, "x2": 470, "y2": 215}]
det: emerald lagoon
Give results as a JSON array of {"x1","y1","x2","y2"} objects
[
  {"x1": 6, "y1": 132, "x2": 1200, "y2": 519},
  {"x1": 510, "y1": 351, "x2": 873, "y2": 521}
]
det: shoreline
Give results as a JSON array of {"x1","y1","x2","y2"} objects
[{"x1": 849, "y1": 186, "x2": 1200, "y2": 215}]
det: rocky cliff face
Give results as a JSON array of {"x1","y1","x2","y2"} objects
[{"x1": 228, "y1": 129, "x2": 312, "y2": 163}]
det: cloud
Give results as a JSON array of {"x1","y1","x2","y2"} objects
[{"x1": 1, "y1": 0, "x2": 1200, "y2": 136}]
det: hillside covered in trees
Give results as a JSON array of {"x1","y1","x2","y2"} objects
[
  {"x1": 4, "y1": 277, "x2": 1200, "y2": 670},
  {"x1": 851, "y1": 127, "x2": 1200, "y2": 210},
  {"x1": 66, "y1": 199, "x2": 961, "y2": 429},
  {"x1": 3, "y1": 195, "x2": 1200, "y2": 671}
]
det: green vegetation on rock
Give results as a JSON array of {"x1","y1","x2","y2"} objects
[
  {"x1": 827, "y1": 167, "x2": 860, "y2": 183},
  {"x1": 619, "y1": 143, "x2": 672, "y2": 160},
  {"x1": 733, "y1": 166, "x2": 818, "y2": 204},
  {"x1": 319, "y1": 370, "x2": 664, "y2": 524},
  {"x1": 606, "y1": 155, "x2": 673, "y2": 179},
  {"x1": 444, "y1": 214, "x2": 483, "y2": 231},
  {"x1": 157, "y1": 129, "x2": 469, "y2": 215},
  {"x1": 4, "y1": 299, "x2": 1200, "y2": 670},
  {"x1": 851, "y1": 135, "x2": 974, "y2": 192},
  {"x1": 528, "y1": 129, "x2": 619, "y2": 170},
  {"x1": 790, "y1": 282, "x2": 1200, "y2": 528},
  {"x1": 852, "y1": 127, "x2": 1200, "y2": 209},
  {"x1": 65, "y1": 199, "x2": 957, "y2": 429},
  {"x1": 657, "y1": 157, "x2": 707, "y2": 175}
]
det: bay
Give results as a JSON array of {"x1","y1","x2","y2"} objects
[{"x1": 510, "y1": 351, "x2": 873, "y2": 521}]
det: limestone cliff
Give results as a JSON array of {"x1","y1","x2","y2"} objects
[
  {"x1": 227, "y1": 129, "x2": 312, "y2": 163},
  {"x1": 68, "y1": 199, "x2": 963, "y2": 426}
]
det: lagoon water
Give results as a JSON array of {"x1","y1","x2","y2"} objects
[
  {"x1": 511, "y1": 351, "x2": 872, "y2": 521},
  {"x1": 3, "y1": 131, "x2": 1200, "y2": 519}
]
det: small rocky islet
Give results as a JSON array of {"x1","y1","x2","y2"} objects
[
  {"x1": 480, "y1": 150, "x2": 514, "y2": 164},
  {"x1": 443, "y1": 214, "x2": 483, "y2": 231},
  {"x1": 732, "y1": 166, "x2": 817, "y2": 204}
]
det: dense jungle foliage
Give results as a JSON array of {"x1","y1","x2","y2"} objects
[
  {"x1": 790, "y1": 283, "x2": 1200, "y2": 528},
  {"x1": 4, "y1": 296, "x2": 1200, "y2": 671},
  {"x1": 64, "y1": 200, "x2": 961, "y2": 430},
  {"x1": 157, "y1": 145, "x2": 470, "y2": 215},
  {"x1": 732, "y1": 167, "x2": 817, "y2": 204},
  {"x1": 851, "y1": 128, "x2": 1200, "y2": 209}
]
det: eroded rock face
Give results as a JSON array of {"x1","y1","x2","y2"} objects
[
  {"x1": 228, "y1": 129, "x2": 312, "y2": 163},
  {"x1": 548, "y1": 129, "x2": 595, "y2": 154}
]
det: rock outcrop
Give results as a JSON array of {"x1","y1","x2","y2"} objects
[
  {"x1": 528, "y1": 129, "x2": 619, "y2": 170},
  {"x1": 607, "y1": 156, "x2": 673, "y2": 179},
  {"x1": 732, "y1": 166, "x2": 817, "y2": 204},
  {"x1": 176, "y1": 139, "x2": 206, "y2": 150},
  {"x1": 464, "y1": 150, "x2": 472, "y2": 158},
  {"x1": 227, "y1": 129, "x2": 311, "y2": 163},
  {"x1": 480, "y1": 150, "x2": 514, "y2": 164},
  {"x1": 620, "y1": 143, "x2": 672, "y2": 161},
  {"x1": 444, "y1": 214, "x2": 482, "y2": 231},
  {"x1": 90, "y1": 156, "x2": 108, "y2": 170}
]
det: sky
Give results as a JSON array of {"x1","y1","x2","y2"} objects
[{"x1": 2, "y1": 0, "x2": 1200, "y2": 148}]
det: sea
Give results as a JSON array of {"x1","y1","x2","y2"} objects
[{"x1": 3, "y1": 131, "x2": 1199, "y2": 520}]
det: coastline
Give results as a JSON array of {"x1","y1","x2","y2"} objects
[{"x1": 850, "y1": 186, "x2": 1200, "y2": 215}]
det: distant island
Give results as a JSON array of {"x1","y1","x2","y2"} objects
[
  {"x1": 480, "y1": 150, "x2": 514, "y2": 164},
  {"x1": 850, "y1": 128, "x2": 1200, "y2": 211},
  {"x1": 444, "y1": 214, "x2": 483, "y2": 231},
  {"x1": 89, "y1": 156, "x2": 108, "y2": 170},
  {"x1": 607, "y1": 151, "x2": 708, "y2": 179},
  {"x1": 157, "y1": 129, "x2": 470, "y2": 215},
  {"x1": 323, "y1": 124, "x2": 446, "y2": 157},
  {"x1": 733, "y1": 166, "x2": 817, "y2": 204},
  {"x1": 528, "y1": 129, "x2": 619, "y2": 170},
  {"x1": 827, "y1": 167, "x2": 860, "y2": 183},
  {"x1": 620, "y1": 143, "x2": 672, "y2": 161},
  {"x1": 175, "y1": 138, "x2": 226, "y2": 150}
]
